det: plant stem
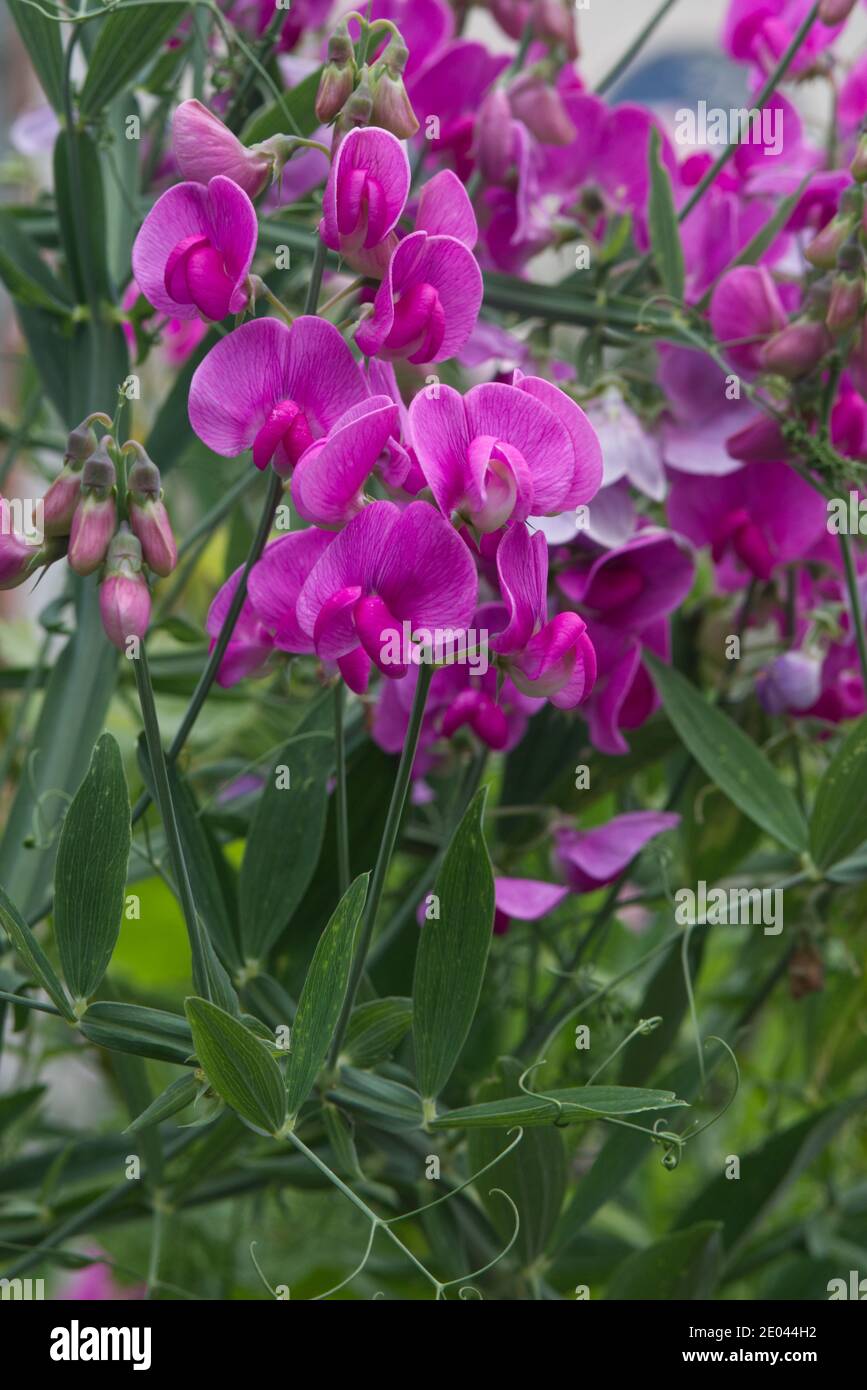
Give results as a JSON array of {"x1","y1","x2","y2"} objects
[
  {"x1": 595, "y1": 0, "x2": 681, "y2": 96},
  {"x1": 839, "y1": 531, "x2": 867, "y2": 696},
  {"x1": 131, "y1": 469, "x2": 282, "y2": 826},
  {"x1": 304, "y1": 235, "x2": 328, "y2": 315},
  {"x1": 334, "y1": 682, "x2": 351, "y2": 898},
  {"x1": 328, "y1": 664, "x2": 434, "y2": 1065}
]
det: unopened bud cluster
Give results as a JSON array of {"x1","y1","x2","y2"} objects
[
  {"x1": 1, "y1": 413, "x2": 177, "y2": 654},
  {"x1": 316, "y1": 19, "x2": 419, "y2": 143}
]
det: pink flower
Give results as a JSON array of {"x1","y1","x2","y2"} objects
[
  {"x1": 291, "y1": 397, "x2": 400, "y2": 526},
  {"x1": 408, "y1": 374, "x2": 602, "y2": 532},
  {"x1": 492, "y1": 523, "x2": 597, "y2": 708},
  {"x1": 173, "y1": 99, "x2": 278, "y2": 197},
  {"x1": 206, "y1": 565, "x2": 274, "y2": 687},
  {"x1": 710, "y1": 266, "x2": 787, "y2": 374},
  {"x1": 132, "y1": 175, "x2": 257, "y2": 321},
  {"x1": 493, "y1": 876, "x2": 569, "y2": 935},
  {"x1": 320, "y1": 126, "x2": 410, "y2": 263},
  {"x1": 188, "y1": 316, "x2": 369, "y2": 474},
  {"x1": 99, "y1": 528, "x2": 152, "y2": 651},
  {"x1": 294, "y1": 500, "x2": 478, "y2": 693},
  {"x1": 355, "y1": 170, "x2": 483, "y2": 364},
  {"x1": 247, "y1": 528, "x2": 334, "y2": 652},
  {"x1": 554, "y1": 811, "x2": 680, "y2": 892}
]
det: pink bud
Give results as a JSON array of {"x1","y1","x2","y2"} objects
[
  {"x1": 68, "y1": 437, "x2": 117, "y2": 576},
  {"x1": 173, "y1": 99, "x2": 275, "y2": 198},
  {"x1": 43, "y1": 465, "x2": 83, "y2": 537},
  {"x1": 316, "y1": 24, "x2": 356, "y2": 124},
  {"x1": 818, "y1": 0, "x2": 857, "y2": 23},
  {"x1": 475, "y1": 87, "x2": 515, "y2": 184},
  {"x1": 761, "y1": 320, "x2": 832, "y2": 379},
  {"x1": 0, "y1": 514, "x2": 37, "y2": 589},
  {"x1": 805, "y1": 212, "x2": 856, "y2": 270},
  {"x1": 532, "y1": 0, "x2": 580, "y2": 59},
  {"x1": 122, "y1": 440, "x2": 177, "y2": 577},
  {"x1": 99, "y1": 526, "x2": 151, "y2": 650},
  {"x1": 826, "y1": 272, "x2": 865, "y2": 335},
  {"x1": 370, "y1": 44, "x2": 419, "y2": 141},
  {"x1": 508, "y1": 72, "x2": 576, "y2": 145}
]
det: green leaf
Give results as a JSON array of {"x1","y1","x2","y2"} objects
[
  {"x1": 54, "y1": 734, "x2": 130, "y2": 1004},
  {"x1": 413, "y1": 787, "x2": 495, "y2": 1101},
  {"x1": 467, "y1": 1058, "x2": 567, "y2": 1266},
  {"x1": 80, "y1": 3, "x2": 189, "y2": 117},
  {"x1": 605, "y1": 1223, "x2": 723, "y2": 1300},
  {"x1": 344, "y1": 996, "x2": 412, "y2": 1069},
  {"x1": 53, "y1": 130, "x2": 113, "y2": 301},
  {"x1": 327, "y1": 1067, "x2": 424, "y2": 1132},
  {"x1": 810, "y1": 716, "x2": 867, "y2": 870},
  {"x1": 185, "y1": 996, "x2": 287, "y2": 1134},
  {"x1": 0, "y1": 883, "x2": 74, "y2": 1022},
  {"x1": 430, "y1": 1085, "x2": 688, "y2": 1130},
  {"x1": 80, "y1": 1001, "x2": 194, "y2": 1065},
  {"x1": 239, "y1": 731, "x2": 333, "y2": 964},
  {"x1": 0, "y1": 210, "x2": 72, "y2": 315},
  {"x1": 241, "y1": 65, "x2": 324, "y2": 144},
  {"x1": 322, "y1": 1100, "x2": 363, "y2": 1179},
  {"x1": 645, "y1": 653, "x2": 808, "y2": 853},
  {"x1": 0, "y1": 1085, "x2": 46, "y2": 1137},
  {"x1": 7, "y1": 0, "x2": 65, "y2": 110},
  {"x1": 647, "y1": 127, "x2": 684, "y2": 301},
  {"x1": 675, "y1": 1097, "x2": 867, "y2": 1258},
  {"x1": 125, "y1": 1074, "x2": 200, "y2": 1134},
  {"x1": 284, "y1": 874, "x2": 368, "y2": 1123},
  {"x1": 168, "y1": 767, "x2": 240, "y2": 971}
]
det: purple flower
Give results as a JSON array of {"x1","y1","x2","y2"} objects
[
  {"x1": 320, "y1": 126, "x2": 410, "y2": 264},
  {"x1": 247, "y1": 528, "x2": 334, "y2": 652},
  {"x1": 172, "y1": 99, "x2": 277, "y2": 198},
  {"x1": 723, "y1": 0, "x2": 843, "y2": 78},
  {"x1": 188, "y1": 316, "x2": 369, "y2": 474},
  {"x1": 554, "y1": 811, "x2": 680, "y2": 893},
  {"x1": 583, "y1": 621, "x2": 669, "y2": 757},
  {"x1": 408, "y1": 375, "x2": 602, "y2": 532},
  {"x1": 710, "y1": 266, "x2": 787, "y2": 374},
  {"x1": 493, "y1": 876, "x2": 569, "y2": 935},
  {"x1": 291, "y1": 397, "x2": 400, "y2": 526},
  {"x1": 756, "y1": 650, "x2": 824, "y2": 714},
  {"x1": 295, "y1": 499, "x2": 478, "y2": 692},
  {"x1": 355, "y1": 170, "x2": 482, "y2": 364},
  {"x1": 132, "y1": 176, "x2": 257, "y2": 321},
  {"x1": 492, "y1": 523, "x2": 596, "y2": 708},
  {"x1": 206, "y1": 566, "x2": 274, "y2": 687},
  {"x1": 558, "y1": 530, "x2": 695, "y2": 634}
]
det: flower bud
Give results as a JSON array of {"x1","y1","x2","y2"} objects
[
  {"x1": 826, "y1": 252, "x2": 865, "y2": 335},
  {"x1": 805, "y1": 210, "x2": 857, "y2": 269},
  {"x1": 333, "y1": 66, "x2": 374, "y2": 149},
  {"x1": 508, "y1": 71, "x2": 575, "y2": 145},
  {"x1": 370, "y1": 41, "x2": 419, "y2": 140},
  {"x1": 756, "y1": 650, "x2": 822, "y2": 716},
  {"x1": 1, "y1": 497, "x2": 66, "y2": 589},
  {"x1": 818, "y1": 0, "x2": 857, "y2": 23},
  {"x1": 124, "y1": 440, "x2": 177, "y2": 577},
  {"x1": 173, "y1": 99, "x2": 275, "y2": 199},
  {"x1": 68, "y1": 438, "x2": 117, "y2": 576},
  {"x1": 316, "y1": 23, "x2": 356, "y2": 123},
  {"x1": 532, "y1": 0, "x2": 580, "y2": 59},
  {"x1": 852, "y1": 125, "x2": 867, "y2": 184},
  {"x1": 760, "y1": 318, "x2": 832, "y2": 379},
  {"x1": 43, "y1": 413, "x2": 112, "y2": 537},
  {"x1": 475, "y1": 87, "x2": 515, "y2": 184},
  {"x1": 99, "y1": 525, "x2": 151, "y2": 651}
]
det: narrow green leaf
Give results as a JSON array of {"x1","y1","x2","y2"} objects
[
  {"x1": 344, "y1": 996, "x2": 412, "y2": 1069},
  {"x1": 430, "y1": 1085, "x2": 688, "y2": 1130},
  {"x1": 467, "y1": 1059, "x2": 567, "y2": 1265},
  {"x1": 54, "y1": 733, "x2": 130, "y2": 1004},
  {"x1": 647, "y1": 127, "x2": 684, "y2": 301},
  {"x1": 413, "y1": 787, "x2": 495, "y2": 1101},
  {"x1": 126, "y1": 1074, "x2": 200, "y2": 1134},
  {"x1": 8, "y1": 0, "x2": 65, "y2": 110},
  {"x1": 80, "y1": 1001, "x2": 194, "y2": 1065},
  {"x1": 605, "y1": 1222, "x2": 723, "y2": 1300},
  {"x1": 0, "y1": 884, "x2": 74, "y2": 1022},
  {"x1": 241, "y1": 66, "x2": 323, "y2": 145},
  {"x1": 0, "y1": 210, "x2": 72, "y2": 315},
  {"x1": 810, "y1": 716, "x2": 867, "y2": 870},
  {"x1": 0, "y1": 1085, "x2": 46, "y2": 1137},
  {"x1": 239, "y1": 732, "x2": 333, "y2": 964},
  {"x1": 185, "y1": 996, "x2": 287, "y2": 1134},
  {"x1": 80, "y1": 3, "x2": 189, "y2": 117},
  {"x1": 53, "y1": 130, "x2": 113, "y2": 301},
  {"x1": 645, "y1": 653, "x2": 808, "y2": 853},
  {"x1": 327, "y1": 1067, "x2": 424, "y2": 1131},
  {"x1": 168, "y1": 766, "x2": 240, "y2": 971},
  {"x1": 285, "y1": 874, "x2": 368, "y2": 1122},
  {"x1": 322, "y1": 1101, "x2": 363, "y2": 1179}
]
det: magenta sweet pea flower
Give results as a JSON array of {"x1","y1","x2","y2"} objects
[
  {"x1": 709, "y1": 266, "x2": 787, "y2": 374},
  {"x1": 557, "y1": 530, "x2": 696, "y2": 634},
  {"x1": 355, "y1": 170, "x2": 482, "y2": 364},
  {"x1": 723, "y1": 0, "x2": 843, "y2": 78},
  {"x1": 408, "y1": 376, "x2": 602, "y2": 532},
  {"x1": 247, "y1": 528, "x2": 334, "y2": 651},
  {"x1": 206, "y1": 565, "x2": 275, "y2": 687},
  {"x1": 291, "y1": 396, "x2": 400, "y2": 526},
  {"x1": 667, "y1": 461, "x2": 827, "y2": 589},
  {"x1": 320, "y1": 125, "x2": 410, "y2": 264},
  {"x1": 554, "y1": 811, "x2": 680, "y2": 893},
  {"x1": 295, "y1": 499, "x2": 478, "y2": 693},
  {"x1": 132, "y1": 176, "x2": 257, "y2": 321},
  {"x1": 492, "y1": 523, "x2": 596, "y2": 708},
  {"x1": 173, "y1": 99, "x2": 277, "y2": 198},
  {"x1": 493, "y1": 876, "x2": 569, "y2": 935},
  {"x1": 188, "y1": 316, "x2": 369, "y2": 474}
]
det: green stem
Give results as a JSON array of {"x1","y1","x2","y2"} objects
[
  {"x1": 224, "y1": 5, "x2": 290, "y2": 131},
  {"x1": 595, "y1": 0, "x2": 681, "y2": 96},
  {"x1": 304, "y1": 235, "x2": 328, "y2": 315},
  {"x1": 328, "y1": 663, "x2": 434, "y2": 1065},
  {"x1": 130, "y1": 470, "x2": 282, "y2": 826},
  {"x1": 334, "y1": 683, "x2": 351, "y2": 898},
  {"x1": 839, "y1": 531, "x2": 867, "y2": 696}
]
